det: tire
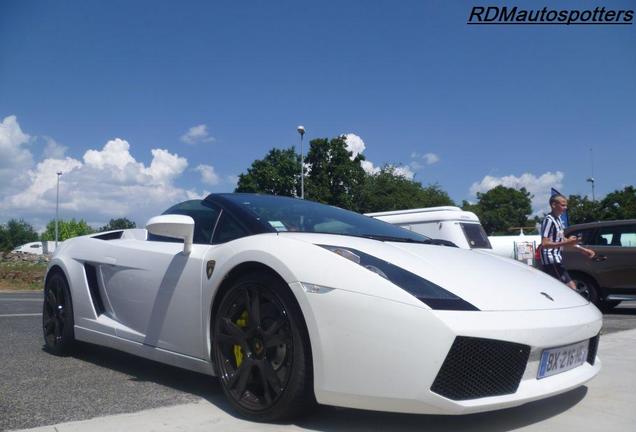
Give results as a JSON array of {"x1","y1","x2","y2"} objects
[
  {"x1": 599, "y1": 300, "x2": 622, "y2": 313},
  {"x1": 42, "y1": 271, "x2": 75, "y2": 355},
  {"x1": 212, "y1": 272, "x2": 313, "y2": 421},
  {"x1": 572, "y1": 274, "x2": 599, "y2": 305}
]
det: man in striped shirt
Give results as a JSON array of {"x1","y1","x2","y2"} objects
[{"x1": 540, "y1": 194, "x2": 596, "y2": 290}]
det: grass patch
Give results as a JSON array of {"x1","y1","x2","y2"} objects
[{"x1": 0, "y1": 261, "x2": 47, "y2": 291}]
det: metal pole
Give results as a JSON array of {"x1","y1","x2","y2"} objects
[
  {"x1": 55, "y1": 172, "x2": 62, "y2": 248},
  {"x1": 297, "y1": 126, "x2": 305, "y2": 199},
  {"x1": 586, "y1": 177, "x2": 595, "y2": 202}
]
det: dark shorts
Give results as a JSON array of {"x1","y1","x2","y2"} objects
[{"x1": 541, "y1": 263, "x2": 573, "y2": 285}]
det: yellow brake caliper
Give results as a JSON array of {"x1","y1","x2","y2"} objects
[{"x1": 234, "y1": 310, "x2": 248, "y2": 367}]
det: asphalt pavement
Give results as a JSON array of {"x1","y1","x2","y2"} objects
[{"x1": 1, "y1": 291, "x2": 635, "y2": 432}]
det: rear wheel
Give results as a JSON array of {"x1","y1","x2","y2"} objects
[
  {"x1": 42, "y1": 271, "x2": 75, "y2": 355},
  {"x1": 572, "y1": 274, "x2": 599, "y2": 305},
  {"x1": 212, "y1": 272, "x2": 313, "y2": 421},
  {"x1": 599, "y1": 300, "x2": 621, "y2": 312}
]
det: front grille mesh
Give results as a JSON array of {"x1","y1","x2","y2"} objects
[
  {"x1": 431, "y1": 336, "x2": 530, "y2": 400},
  {"x1": 587, "y1": 334, "x2": 600, "y2": 365}
]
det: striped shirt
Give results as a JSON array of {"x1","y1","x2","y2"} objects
[{"x1": 540, "y1": 214, "x2": 564, "y2": 265}]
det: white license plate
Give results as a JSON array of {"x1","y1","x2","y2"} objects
[{"x1": 538, "y1": 340, "x2": 588, "y2": 379}]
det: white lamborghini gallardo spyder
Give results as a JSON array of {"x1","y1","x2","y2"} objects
[{"x1": 43, "y1": 193, "x2": 601, "y2": 421}]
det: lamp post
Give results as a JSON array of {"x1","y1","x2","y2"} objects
[
  {"x1": 586, "y1": 177, "x2": 595, "y2": 202},
  {"x1": 297, "y1": 125, "x2": 305, "y2": 199},
  {"x1": 55, "y1": 171, "x2": 62, "y2": 248}
]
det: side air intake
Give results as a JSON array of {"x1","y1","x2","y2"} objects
[
  {"x1": 84, "y1": 263, "x2": 105, "y2": 315},
  {"x1": 431, "y1": 336, "x2": 530, "y2": 400}
]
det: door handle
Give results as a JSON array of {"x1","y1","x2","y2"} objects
[{"x1": 593, "y1": 255, "x2": 607, "y2": 262}]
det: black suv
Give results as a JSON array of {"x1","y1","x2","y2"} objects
[{"x1": 563, "y1": 219, "x2": 636, "y2": 310}]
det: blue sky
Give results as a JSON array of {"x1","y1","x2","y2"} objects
[{"x1": 1, "y1": 0, "x2": 634, "y2": 229}]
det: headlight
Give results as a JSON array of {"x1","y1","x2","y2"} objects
[{"x1": 321, "y1": 245, "x2": 478, "y2": 311}]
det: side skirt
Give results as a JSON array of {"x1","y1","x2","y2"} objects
[{"x1": 74, "y1": 326, "x2": 216, "y2": 376}]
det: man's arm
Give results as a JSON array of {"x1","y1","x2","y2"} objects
[{"x1": 571, "y1": 244, "x2": 596, "y2": 258}]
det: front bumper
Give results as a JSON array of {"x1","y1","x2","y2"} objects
[{"x1": 290, "y1": 282, "x2": 602, "y2": 415}]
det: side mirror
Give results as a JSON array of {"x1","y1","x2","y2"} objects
[{"x1": 146, "y1": 214, "x2": 195, "y2": 254}]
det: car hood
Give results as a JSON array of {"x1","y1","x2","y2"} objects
[{"x1": 280, "y1": 233, "x2": 589, "y2": 311}]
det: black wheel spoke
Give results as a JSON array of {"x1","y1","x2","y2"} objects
[
  {"x1": 221, "y1": 318, "x2": 247, "y2": 346},
  {"x1": 46, "y1": 290, "x2": 57, "y2": 310},
  {"x1": 53, "y1": 318, "x2": 62, "y2": 340},
  {"x1": 257, "y1": 362, "x2": 273, "y2": 405},
  {"x1": 264, "y1": 319, "x2": 284, "y2": 337},
  {"x1": 232, "y1": 359, "x2": 253, "y2": 397},
  {"x1": 260, "y1": 360, "x2": 283, "y2": 397},
  {"x1": 246, "y1": 288, "x2": 261, "y2": 329},
  {"x1": 44, "y1": 317, "x2": 55, "y2": 333},
  {"x1": 215, "y1": 332, "x2": 239, "y2": 346}
]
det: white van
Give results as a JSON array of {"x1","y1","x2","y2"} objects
[
  {"x1": 366, "y1": 206, "x2": 492, "y2": 250},
  {"x1": 12, "y1": 241, "x2": 57, "y2": 255}
]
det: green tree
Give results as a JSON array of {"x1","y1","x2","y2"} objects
[
  {"x1": 567, "y1": 194, "x2": 601, "y2": 224},
  {"x1": 598, "y1": 186, "x2": 636, "y2": 220},
  {"x1": 465, "y1": 186, "x2": 532, "y2": 235},
  {"x1": 304, "y1": 137, "x2": 367, "y2": 211},
  {"x1": 0, "y1": 219, "x2": 39, "y2": 251},
  {"x1": 358, "y1": 166, "x2": 454, "y2": 213},
  {"x1": 235, "y1": 147, "x2": 300, "y2": 196},
  {"x1": 41, "y1": 219, "x2": 95, "y2": 242},
  {"x1": 99, "y1": 218, "x2": 137, "y2": 232}
]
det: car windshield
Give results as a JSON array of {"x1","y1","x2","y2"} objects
[{"x1": 220, "y1": 194, "x2": 431, "y2": 243}]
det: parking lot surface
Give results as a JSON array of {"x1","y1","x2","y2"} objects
[{"x1": 2, "y1": 291, "x2": 636, "y2": 432}]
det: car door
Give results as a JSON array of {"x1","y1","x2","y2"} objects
[
  {"x1": 100, "y1": 200, "x2": 221, "y2": 359},
  {"x1": 591, "y1": 224, "x2": 636, "y2": 292}
]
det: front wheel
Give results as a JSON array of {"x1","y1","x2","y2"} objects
[
  {"x1": 212, "y1": 272, "x2": 313, "y2": 421},
  {"x1": 42, "y1": 271, "x2": 75, "y2": 355}
]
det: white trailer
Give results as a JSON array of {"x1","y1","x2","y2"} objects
[{"x1": 366, "y1": 206, "x2": 492, "y2": 250}]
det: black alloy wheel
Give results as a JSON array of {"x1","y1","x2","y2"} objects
[
  {"x1": 212, "y1": 273, "x2": 312, "y2": 421},
  {"x1": 42, "y1": 271, "x2": 75, "y2": 355}
]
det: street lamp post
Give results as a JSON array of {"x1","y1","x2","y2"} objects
[
  {"x1": 55, "y1": 171, "x2": 62, "y2": 248},
  {"x1": 297, "y1": 125, "x2": 305, "y2": 199},
  {"x1": 586, "y1": 177, "x2": 595, "y2": 202}
]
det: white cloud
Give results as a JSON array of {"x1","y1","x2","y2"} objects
[
  {"x1": 344, "y1": 133, "x2": 414, "y2": 180},
  {"x1": 361, "y1": 160, "x2": 380, "y2": 175},
  {"x1": 144, "y1": 148, "x2": 188, "y2": 183},
  {"x1": 42, "y1": 137, "x2": 68, "y2": 159},
  {"x1": 0, "y1": 119, "x2": 200, "y2": 229},
  {"x1": 84, "y1": 138, "x2": 137, "y2": 170},
  {"x1": 226, "y1": 175, "x2": 239, "y2": 190},
  {"x1": 469, "y1": 171, "x2": 565, "y2": 214},
  {"x1": 410, "y1": 151, "x2": 440, "y2": 168},
  {"x1": 422, "y1": 153, "x2": 439, "y2": 165},
  {"x1": 180, "y1": 124, "x2": 215, "y2": 144},
  {"x1": 0, "y1": 115, "x2": 33, "y2": 195},
  {"x1": 195, "y1": 164, "x2": 220, "y2": 186},
  {"x1": 4, "y1": 157, "x2": 83, "y2": 209},
  {"x1": 361, "y1": 160, "x2": 414, "y2": 179},
  {"x1": 343, "y1": 133, "x2": 366, "y2": 159},
  {"x1": 393, "y1": 165, "x2": 415, "y2": 180}
]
